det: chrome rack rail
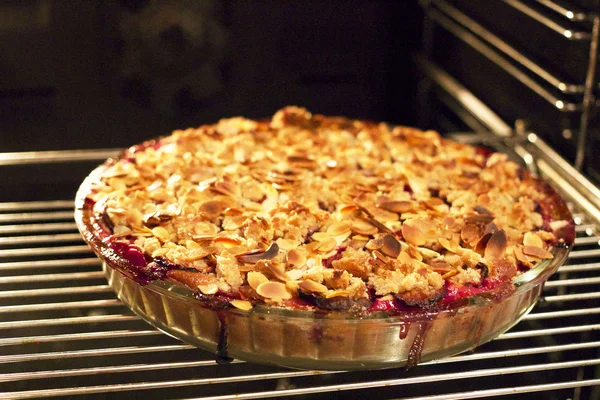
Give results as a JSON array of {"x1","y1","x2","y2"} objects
[
  {"x1": 421, "y1": 0, "x2": 600, "y2": 171},
  {"x1": 0, "y1": 144, "x2": 599, "y2": 398}
]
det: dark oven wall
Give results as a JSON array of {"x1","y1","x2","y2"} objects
[{"x1": 0, "y1": 0, "x2": 423, "y2": 153}]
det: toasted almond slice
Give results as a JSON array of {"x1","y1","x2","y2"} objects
[
  {"x1": 484, "y1": 229, "x2": 508, "y2": 260},
  {"x1": 286, "y1": 248, "x2": 306, "y2": 266},
  {"x1": 262, "y1": 261, "x2": 290, "y2": 282},
  {"x1": 212, "y1": 180, "x2": 237, "y2": 197},
  {"x1": 443, "y1": 216, "x2": 457, "y2": 228},
  {"x1": 378, "y1": 200, "x2": 414, "y2": 214},
  {"x1": 439, "y1": 237, "x2": 459, "y2": 253},
  {"x1": 199, "y1": 200, "x2": 228, "y2": 220},
  {"x1": 381, "y1": 234, "x2": 401, "y2": 258},
  {"x1": 523, "y1": 232, "x2": 544, "y2": 248},
  {"x1": 514, "y1": 245, "x2": 533, "y2": 266},
  {"x1": 230, "y1": 299, "x2": 253, "y2": 311},
  {"x1": 373, "y1": 250, "x2": 391, "y2": 265},
  {"x1": 214, "y1": 236, "x2": 242, "y2": 248},
  {"x1": 285, "y1": 280, "x2": 300, "y2": 291},
  {"x1": 465, "y1": 214, "x2": 495, "y2": 224},
  {"x1": 151, "y1": 226, "x2": 171, "y2": 243},
  {"x1": 256, "y1": 281, "x2": 292, "y2": 300},
  {"x1": 365, "y1": 236, "x2": 384, "y2": 250},
  {"x1": 198, "y1": 283, "x2": 218, "y2": 295},
  {"x1": 402, "y1": 224, "x2": 426, "y2": 246},
  {"x1": 325, "y1": 290, "x2": 351, "y2": 299},
  {"x1": 416, "y1": 246, "x2": 441, "y2": 260},
  {"x1": 351, "y1": 218, "x2": 378, "y2": 236},
  {"x1": 151, "y1": 248, "x2": 169, "y2": 258},
  {"x1": 312, "y1": 232, "x2": 330, "y2": 242},
  {"x1": 236, "y1": 243, "x2": 280, "y2": 264},
  {"x1": 299, "y1": 279, "x2": 328, "y2": 294},
  {"x1": 352, "y1": 234, "x2": 371, "y2": 241},
  {"x1": 339, "y1": 204, "x2": 360, "y2": 217},
  {"x1": 185, "y1": 246, "x2": 217, "y2": 261},
  {"x1": 366, "y1": 216, "x2": 392, "y2": 233},
  {"x1": 223, "y1": 207, "x2": 244, "y2": 216},
  {"x1": 228, "y1": 245, "x2": 250, "y2": 256},
  {"x1": 425, "y1": 198, "x2": 444, "y2": 208},
  {"x1": 305, "y1": 241, "x2": 321, "y2": 252},
  {"x1": 461, "y1": 224, "x2": 480, "y2": 245},
  {"x1": 327, "y1": 221, "x2": 352, "y2": 236},
  {"x1": 407, "y1": 245, "x2": 423, "y2": 261},
  {"x1": 185, "y1": 240, "x2": 200, "y2": 250},
  {"x1": 523, "y1": 245, "x2": 554, "y2": 259},
  {"x1": 398, "y1": 251, "x2": 414, "y2": 265},
  {"x1": 222, "y1": 216, "x2": 246, "y2": 230},
  {"x1": 247, "y1": 271, "x2": 269, "y2": 290},
  {"x1": 331, "y1": 230, "x2": 352, "y2": 244},
  {"x1": 317, "y1": 237, "x2": 337, "y2": 253},
  {"x1": 276, "y1": 238, "x2": 297, "y2": 251},
  {"x1": 370, "y1": 207, "x2": 399, "y2": 223},
  {"x1": 192, "y1": 234, "x2": 217, "y2": 242},
  {"x1": 441, "y1": 270, "x2": 458, "y2": 279},
  {"x1": 431, "y1": 260, "x2": 452, "y2": 274}
]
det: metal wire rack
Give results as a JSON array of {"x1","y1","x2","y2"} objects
[{"x1": 0, "y1": 136, "x2": 599, "y2": 399}]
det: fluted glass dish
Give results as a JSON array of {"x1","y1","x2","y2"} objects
[{"x1": 75, "y1": 143, "x2": 574, "y2": 371}]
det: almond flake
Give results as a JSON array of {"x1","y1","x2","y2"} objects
[
  {"x1": 261, "y1": 260, "x2": 290, "y2": 282},
  {"x1": 230, "y1": 299, "x2": 253, "y2": 311},
  {"x1": 198, "y1": 283, "x2": 218, "y2": 295},
  {"x1": 299, "y1": 279, "x2": 328, "y2": 293},
  {"x1": 286, "y1": 248, "x2": 306, "y2": 266},
  {"x1": 325, "y1": 290, "x2": 350, "y2": 299},
  {"x1": 327, "y1": 221, "x2": 352, "y2": 236},
  {"x1": 214, "y1": 236, "x2": 241, "y2": 248},
  {"x1": 378, "y1": 200, "x2": 414, "y2": 214},
  {"x1": 523, "y1": 232, "x2": 544, "y2": 248},
  {"x1": 199, "y1": 200, "x2": 228, "y2": 220},
  {"x1": 461, "y1": 224, "x2": 480, "y2": 244},
  {"x1": 351, "y1": 218, "x2": 378, "y2": 236},
  {"x1": 380, "y1": 234, "x2": 401, "y2": 258},
  {"x1": 317, "y1": 237, "x2": 337, "y2": 253},
  {"x1": 312, "y1": 232, "x2": 330, "y2": 242},
  {"x1": 256, "y1": 281, "x2": 292, "y2": 300},
  {"x1": 484, "y1": 229, "x2": 508, "y2": 260},
  {"x1": 402, "y1": 224, "x2": 426, "y2": 246},
  {"x1": 522, "y1": 245, "x2": 553, "y2": 259},
  {"x1": 151, "y1": 226, "x2": 171, "y2": 243},
  {"x1": 247, "y1": 271, "x2": 269, "y2": 290},
  {"x1": 236, "y1": 243, "x2": 280, "y2": 264}
]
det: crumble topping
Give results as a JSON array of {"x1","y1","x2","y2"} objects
[{"x1": 87, "y1": 106, "x2": 563, "y2": 312}]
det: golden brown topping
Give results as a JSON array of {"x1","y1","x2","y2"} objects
[
  {"x1": 380, "y1": 234, "x2": 401, "y2": 258},
  {"x1": 256, "y1": 281, "x2": 292, "y2": 300},
  {"x1": 91, "y1": 106, "x2": 562, "y2": 310},
  {"x1": 523, "y1": 232, "x2": 544, "y2": 248},
  {"x1": 286, "y1": 248, "x2": 306, "y2": 266},
  {"x1": 236, "y1": 243, "x2": 280, "y2": 264},
  {"x1": 379, "y1": 200, "x2": 414, "y2": 214},
  {"x1": 351, "y1": 218, "x2": 378, "y2": 236},
  {"x1": 299, "y1": 279, "x2": 328, "y2": 294},
  {"x1": 484, "y1": 229, "x2": 508, "y2": 260},
  {"x1": 402, "y1": 224, "x2": 426, "y2": 247},
  {"x1": 522, "y1": 245, "x2": 554, "y2": 259},
  {"x1": 230, "y1": 299, "x2": 253, "y2": 311}
]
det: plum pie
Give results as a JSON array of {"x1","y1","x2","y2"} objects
[{"x1": 76, "y1": 106, "x2": 574, "y2": 369}]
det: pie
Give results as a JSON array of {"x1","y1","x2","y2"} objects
[{"x1": 77, "y1": 106, "x2": 574, "y2": 320}]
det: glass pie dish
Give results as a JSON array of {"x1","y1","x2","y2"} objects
[{"x1": 75, "y1": 151, "x2": 574, "y2": 371}]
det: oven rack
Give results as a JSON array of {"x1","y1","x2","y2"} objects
[
  {"x1": 0, "y1": 144, "x2": 599, "y2": 399},
  {"x1": 420, "y1": 0, "x2": 599, "y2": 171}
]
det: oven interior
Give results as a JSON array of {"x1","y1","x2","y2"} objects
[{"x1": 1, "y1": 1, "x2": 600, "y2": 399}]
